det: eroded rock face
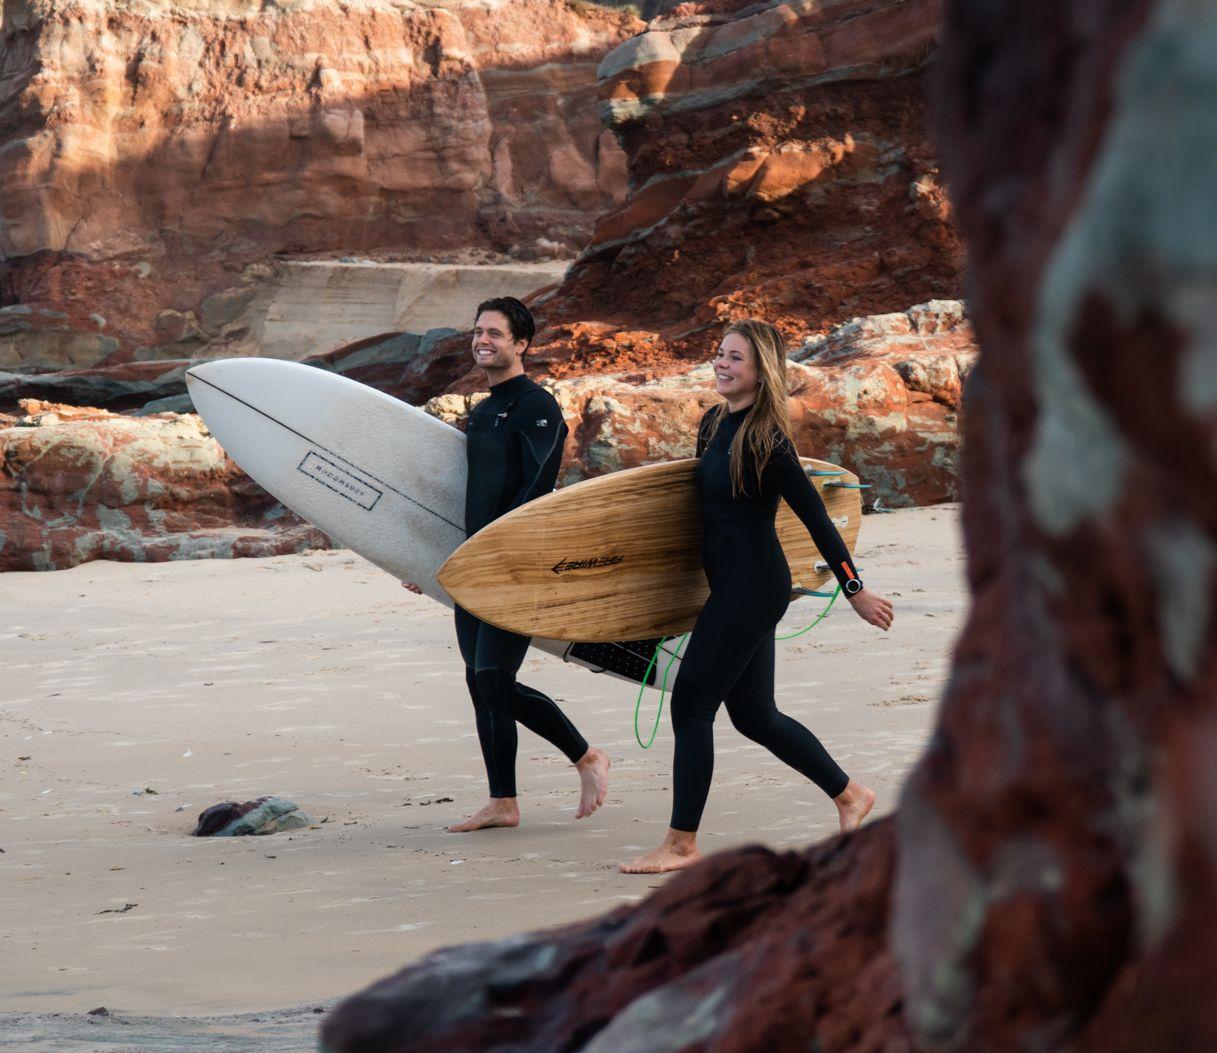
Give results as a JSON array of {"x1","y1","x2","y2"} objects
[
  {"x1": 430, "y1": 300, "x2": 975, "y2": 508},
  {"x1": 319, "y1": 829, "x2": 911, "y2": 1053},
  {"x1": 0, "y1": 403, "x2": 327, "y2": 571},
  {"x1": 322, "y1": 0, "x2": 1217, "y2": 1050},
  {"x1": 1, "y1": 294, "x2": 971, "y2": 571},
  {"x1": 520, "y1": 0, "x2": 962, "y2": 379},
  {"x1": 0, "y1": 360, "x2": 197, "y2": 415},
  {"x1": 0, "y1": 0, "x2": 637, "y2": 364},
  {"x1": 896, "y1": 0, "x2": 1217, "y2": 1048}
]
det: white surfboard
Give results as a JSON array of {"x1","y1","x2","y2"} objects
[{"x1": 185, "y1": 358, "x2": 682, "y2": 687}]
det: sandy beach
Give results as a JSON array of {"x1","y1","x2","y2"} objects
[{"x1": 0, "y1": 503, "x2": 963, "y2": 1045}]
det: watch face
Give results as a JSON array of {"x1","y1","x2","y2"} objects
[{"x1": 845, "y1": 578, "x2": 863, "y2": 595}]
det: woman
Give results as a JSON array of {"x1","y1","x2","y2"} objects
[{"x1": 620, "y1": 320, "x2": 893, "y2": 875}]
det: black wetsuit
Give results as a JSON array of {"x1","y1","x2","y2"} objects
[
  {"x1": 668, "y1": 406, "x2": 861, "y2": 832},
  {"x1": 456, "y1": 373, "x2": 588, "y2": 798}
]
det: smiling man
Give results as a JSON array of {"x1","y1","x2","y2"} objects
[{"x1": 407, "y1": 297, "x2": 610, "y2": 832}]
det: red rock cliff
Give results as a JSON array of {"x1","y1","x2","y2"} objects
[
  {"x1": 0, "y1": 0, "x2": 639, "y2": 363},
  {"x1": 520, "y1": 0, "x2": 962, "y2": 380}
]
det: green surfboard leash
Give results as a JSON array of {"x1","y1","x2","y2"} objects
[{"x1": 632, "y1": 583, "x2": 843, "y2": 749}]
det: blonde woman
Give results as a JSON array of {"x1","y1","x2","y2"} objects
[{"x1": 621, "y1": 320, "x2": 893, "y2": 875}]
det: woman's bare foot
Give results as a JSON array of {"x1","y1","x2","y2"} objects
[
  {"x1": 574, "y1": 747, "x2": 611, "y2": 819},
  {"x1": 447, "y1": 797, "x2": 520, "y2": 833},
  {"x1": 619, "y1": 829, "x2": 701, "y2": 874},
  {"x1": 834, "y1": 780, "x2": 876, "y2": 832}
]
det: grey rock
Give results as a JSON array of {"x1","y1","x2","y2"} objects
[
  {"x1": 200, "y1": 288, "x2": 256, "y2": 331},
  {"x1": 213, "y1": 797, "x2": 312, "y2": 837}
]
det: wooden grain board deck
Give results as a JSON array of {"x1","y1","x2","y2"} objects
[{"x1": 438, "y1": 457, "x2": 862, "y2": 641}]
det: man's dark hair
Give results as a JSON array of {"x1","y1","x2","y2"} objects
[{"x1": 475, "y1": 297, "x2": 536, "y2": 352}]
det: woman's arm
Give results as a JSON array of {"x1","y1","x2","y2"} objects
[
  {"x1": 768, "y1": 440, "x2": 894, "y2": 630},
  {"x1": 767, "y1": 440, "x2": 859, "y2": 589}
]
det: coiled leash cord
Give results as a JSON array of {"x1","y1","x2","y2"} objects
[{"x1": 632, "y1": 583, "x2": 843, "y2": 749}]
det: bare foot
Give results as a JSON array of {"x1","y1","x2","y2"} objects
[
  {"x1": 834, "y1": 780, "x2": 876, "y2": 832},
  {"x1": 447, "y1": 797, "x2": 520, "y2": 833},
  {"x1": 619, "y1": 829, "x2": 701, "y2": 874},
  {"x1": 574, "y1": 747, "x2": 611, "y2": 819}
]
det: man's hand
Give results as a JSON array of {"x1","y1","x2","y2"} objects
[
  {"x1": 847, "y1": 589, "x2": 893, "y2": 630},
  {"x1": 401, "y1": 582, "x2": 422, "y2": 595}
]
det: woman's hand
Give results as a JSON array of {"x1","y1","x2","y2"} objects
[
  {"x1": 847, "y1": 589, "x2": 893, "y2": 630},
  {"x1": 401, "y1": 582, "x2": 422, "y2": 595}
]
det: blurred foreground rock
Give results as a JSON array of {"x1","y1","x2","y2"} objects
[
  {"x1": 322, "y1": 0, "x2": 1217, "y2": 1049},
  {"x1": 320, "y1": 830, "x2": 908, "y2": 1053}
]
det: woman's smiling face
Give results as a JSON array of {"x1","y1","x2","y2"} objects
[{"x1": 713, "y1": 331, "x2": 758, "y2": 405}]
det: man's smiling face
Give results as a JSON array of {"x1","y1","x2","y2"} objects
[{"x1": 471, "y1": 310, "x2": 528, "y2": 376}]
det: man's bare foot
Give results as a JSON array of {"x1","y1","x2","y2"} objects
[
  {"x1": 619, "y1": 829, "x2": 701, "y2": 874},
  {"x1": 447, "y1": 797, "x2": 520, "y2": 833},
  {"x1": 574, "y1": 747, "x2": 611, "y2": 819},
  {"x1": 834, "y1": 780, "x2": 876, "y2": 832}
]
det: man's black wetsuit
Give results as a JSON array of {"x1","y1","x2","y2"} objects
[
  {"x1": 456, "y1": 373, "x2": 588, "y2": 798},
  {"x1": 668, "y1": 406, "x2": 861, "y2": 832}
]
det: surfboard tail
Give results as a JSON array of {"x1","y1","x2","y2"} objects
[{"x1": 565, "y1": 637, "x2": 683, "y2": 687}]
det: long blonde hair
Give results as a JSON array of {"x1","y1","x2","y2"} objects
[{"x1": 704, "y1": 319, "x2": 794, "y2": 495}]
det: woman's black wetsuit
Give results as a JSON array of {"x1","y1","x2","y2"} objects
[
  {"x1": 668, "y1": 406, "x2": 861, "y2": 832},
  {"x1": 456, "y1": 373, "x2": 588, "y2": 798}
]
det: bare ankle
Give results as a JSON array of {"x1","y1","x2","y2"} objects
[
  {"x1": 665, "y1": 829, "x2": 698, "y2": 853},
  {"x1": 575, "y1": 746, "x2": 603, "y2": 769},
  {"x1": 835, "y1": 780, "x2": 867, "y2": 804}
]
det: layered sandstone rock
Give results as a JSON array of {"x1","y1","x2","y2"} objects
[
  {"x1": 0, "y1": 402, "x2": 327, "y2": 571},
  {"x1": 0, "y1": 294, "x2": 972, "y2": 573},
  {"x1": 0, "y1": 0, "x2": 637, "y2": 365},
  {"x1": 430, "y1": 300, "x2": 974, "y2": 508},
  {"x1": 513, "y1": 0, "x2": 962, "y2": 381},
  {"x1": 322, "y1": 0, "x2": 1217, "y2": 1049}
]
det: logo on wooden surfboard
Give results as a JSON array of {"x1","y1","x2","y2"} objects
[
  {"x1": 297, "y1": 451, "x2": 383, "y2": 511},
  {"x1": 551, "y1": 554, "x2": 626, "y2": 575}
]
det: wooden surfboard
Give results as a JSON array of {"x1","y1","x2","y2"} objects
[{"x1": 438, "y1": 457, "x2": 862, "y2": 642}]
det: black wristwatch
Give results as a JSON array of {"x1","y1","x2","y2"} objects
[{"x1": 843, "y1": 577, "x2": 864, "y2": 596}]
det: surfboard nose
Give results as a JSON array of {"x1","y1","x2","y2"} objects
[
  {"x1": 185, "y1": 359, "x2": 233, "y2": 385},
  {"x1": 185, "y1": 361, "x2": 222, "y2": 395}
]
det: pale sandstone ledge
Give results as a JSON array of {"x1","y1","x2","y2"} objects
[{"x1": 178, "y1": 259, "x2": 571, "y2": 364}]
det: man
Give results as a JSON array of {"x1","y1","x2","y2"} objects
[{"x1": 405, "y1": 297, "x2": 610, "y2": 832}]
